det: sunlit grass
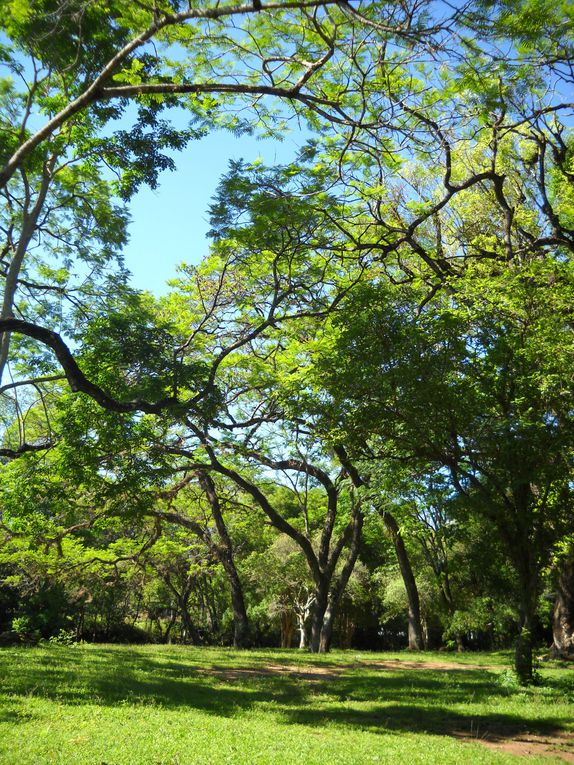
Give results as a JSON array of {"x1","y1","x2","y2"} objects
[{"x1": 0, "y1": 645, "x2": 572, "y2": 764}]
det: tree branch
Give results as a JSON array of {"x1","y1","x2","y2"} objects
[{"x1": 0, "y1": 319, "x2": 182, "y2": 414}]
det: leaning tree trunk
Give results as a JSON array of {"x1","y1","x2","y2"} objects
[
  {"x1": 198, "y1": 473, "x2": 250, "y2": 648},
  {"x1": 332, "y1": 447, "x2": 424, "y2": 651},
  {"x1": 219, "y1": 550, "x2": 250, "y2": 649},
  {"x1": 552, "y1": 555, "x2": 574, "y2": 660},
  {"x1": 179, "y1": 598, "x2": 201, "y2": 644},
  {"x1": 382, "y1": 511, "x2": 425, "y2": 650},
  {"x1": 153, "y1": 497, "x2": 249, "y2": 648}
]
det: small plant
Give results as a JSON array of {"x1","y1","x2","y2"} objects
[
  {"x1": 48, "y1": 629, "x2": 78, "y2": 647},
  {"x1": 496, "y1": 668, "x2": 520, "y2": 691},
  {"x1": 11, "y1": 616, "x2": 40, "y2": 644},
  {"x1": 11, "y1": 616, "x2": 31, "y2": 637}
]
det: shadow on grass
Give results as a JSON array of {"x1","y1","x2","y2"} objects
[
  {"x1": 282, "y1": 702, "x2": 565, "y2": 742},
  {"x1": 0, "y1": 647, "x2": 571, "y2": 742},
  {"x1": 323, "y1": 671, "x2": 499, "y2": 704},
  {"x1": 0, "y1": 647, "x2": 308, "y2": 715},
  {"x1": 0, "y1": 708, "x2": 29, "y2": 725}
]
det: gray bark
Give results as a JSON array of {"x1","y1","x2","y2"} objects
[{"x1": 552, "y1": 555, "x2": 574, "y2": 659}]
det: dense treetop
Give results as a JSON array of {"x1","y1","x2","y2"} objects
[{"x1": 1, "y1": 0, "x2": 573, "y2": 683}]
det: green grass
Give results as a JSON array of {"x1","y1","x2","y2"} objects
[{"x1": 0, "y1": 645, "x2": 572, "y2": 764}]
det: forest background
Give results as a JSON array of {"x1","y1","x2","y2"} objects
[{"x1": 0, "y1": 0, "x2": 573, "y2": 686}]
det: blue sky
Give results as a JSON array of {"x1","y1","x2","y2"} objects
[
  {"x1": 0, "y1": 33, "x2": 308, "y2": 298},
  {"x1": 122, "y1": 129, "x2": 305, "y2": 295}
]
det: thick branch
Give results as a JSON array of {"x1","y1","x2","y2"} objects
[
  {"x1": 0, "y1": 441, "x2": 53, "y2": 458},
  {"x1": 0, "y1": 319, "x2": 182, "y2": 414}
]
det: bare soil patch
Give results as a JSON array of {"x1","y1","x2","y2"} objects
[
  {"x1": 457, "y1": 732, "x2": 574, "y2": 763},
  {"x1": 201, "y1": 662, "x2": 343, "y2": 681},
  {"x1": 355, "y1": 658, "x2": 503, "y2": 672},
  {"x1": 202, "y1": 657, "x2": 502, "y2": 681}
]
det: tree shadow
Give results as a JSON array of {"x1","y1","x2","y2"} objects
[
  {"x1": 0, "y1": 706, "x2": 33, "y2": 725},
  {"x1": 0, "y1": 647, "x2": 308, "y2": 715},
  {"x1": 0, "y1": 647, "x2": 571, "y2": 744},
  {"x1": 282, "y1": 702, "x2": 567, "y2": 741},
  {"x1": 322, "y1": 669, "x2": 499, "y2": 705}
]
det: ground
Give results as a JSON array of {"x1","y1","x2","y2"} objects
[{"x1": 0, "y1": 646, "x2": 572, "y2": 764}]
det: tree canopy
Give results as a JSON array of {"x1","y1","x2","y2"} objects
[{"x1": 1, "y1": 0, "x2": 573, "y2": 684}]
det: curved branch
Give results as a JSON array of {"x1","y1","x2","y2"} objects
[
  {"x1": 0, "y1": 441, "x2": 53, "y2": 458},
  {"x1": 0, "y1": 319, "x2": 182, "y2": 414},
  {"x1": 0, "y1": 374, "x2": 65, "y2": 393},
  {"x1": 0, "y1": 0, "x2": 340, "y2": 189}
]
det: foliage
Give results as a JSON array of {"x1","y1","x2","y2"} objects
[{"x1": 1, "y1": 0, "x2": 574, "y2": 684}]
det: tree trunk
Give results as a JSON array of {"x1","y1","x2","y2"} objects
[
  {"x1": 179, "y1": 598, "x2": 200, "y2": 644},
  {"x1": 331, "y1": 447, "x2": 423, "y2": 650},
  {"x1": 198, "y1": 473, "x2": 250, "y2": 648},
  {"x1": 164, "y1": 610, "x2": 177, "y2": 643},
  {"x1": 514, "y1": 565, "x2": 539, "y2": 684},
  {"x1": 318, "y1": 507, "x2": 363, "y2": 653},
  {"x1": 220, "y1": 553, "x2": 250, "y2": 649},
  {"x1": 382, "y1": 511, "x2": 425, "y2": 650},
  {"x1": 552, "y1": 555, "x2": 574, "y2": 659},
  {"x1": 280, "y1": 611, "x2": 295, "y2": 648},
  {"x1": 510, "y1": 503, "x2": 541, "y2": 685},
  {"x1": 0, "y1": 161, "x2": 54, "y2": 382},
  {"x1": 298, "y1": 618, "x2": 308, "y2": 649},
  {"x1": 319, "y1": 604, "x2": 335, "y2": 653},
  {"x1": 309, "y1": 580, "x2": 329, "y2": 653},
  {"x1": 295, "y1": 593, "x2": 313, "y2": 649},
  {"x1": 515, "y1": 610, "x2": 534, "y2": 685}
]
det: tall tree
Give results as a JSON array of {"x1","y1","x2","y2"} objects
[
  {"x1": 153, "y1": 474, "x2": 251, "y2": 648},
  {"x1": 4, "y1": 0, "x2": 572, "y2": 415},
  {"x1": 0, "y1": 0, "x2": 453, "y2": 398},
  {"x1": 314, "y1": 257, "x2": 574, "y2": 680}
]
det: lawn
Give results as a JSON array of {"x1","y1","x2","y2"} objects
[{"x1": 0, "y1": 645, "x2": 572, "y2": 764}]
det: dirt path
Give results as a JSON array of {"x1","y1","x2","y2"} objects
[
  {"x1": 204, "y1": 657, "x2": 503, "y2": 680},
  {"x1": 457, "y1": 732, "x2": 574, "y2": 763}
]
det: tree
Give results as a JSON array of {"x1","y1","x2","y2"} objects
[
  {"x1": 4, "y1": 0, "x2": 572, "y2": 417},
  {"x1": 164, "y1": 418, "x2": 364, "y2": 654},
  {"x1": 369, "y1": 464, "x2": 519, "y2": 650},
  {"x1": 158, "y1": 163, "x2": 377, "y2": 652},
  {"x1": 2, "y1": 0, "x2": 573, "y2": 672},
  {"x1": 314, "y1": 257, "x2": 574, "y2": 680},
  {"x1": 334, "y1": 447, "x2": 425, "y2": 650},
  {"x1": 153, "y1": 474, "x2": 252, "y2": 648},
  {"x1": 246, "y1": 533, "x2": 315, "y2": 648},
  {"x1": 0, "y1": 0, "x2": 453, "y2": 403},
  {"x1": 552, "y1": 539, "x2": 574, "y2": 659},
  {"x1": 133, "y1": 525, "x2": 220, "y2": 644}
]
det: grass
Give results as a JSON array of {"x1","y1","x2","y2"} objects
[{"x1": 0, "y1": 645, "x2": 572, "y2": 764}]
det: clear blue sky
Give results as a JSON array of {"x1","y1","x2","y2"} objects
[{"x1": 122, "y1": 129, "x2": 305, "y2": 295}]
